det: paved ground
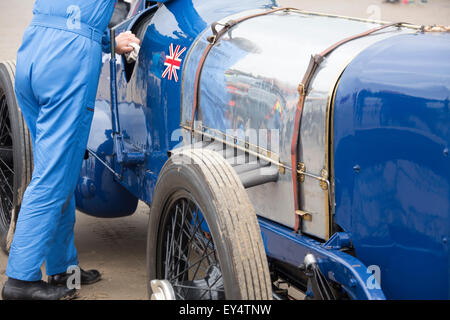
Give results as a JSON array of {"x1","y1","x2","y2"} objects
[{"x1": 0, "y1": 0, "x2": 449, "y2": 300}]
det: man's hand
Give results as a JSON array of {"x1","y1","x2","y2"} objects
[{"x1": 115, "y1": 31, "x2": 141, "y2": 55}]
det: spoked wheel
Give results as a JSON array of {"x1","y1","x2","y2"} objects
[
  {"x1": 158, "y1": 193, "x2": 225, "y2": 300},
  {"x1": 0, "y1": 86, "x2": 14, "y2": 236},
  {"x1": 0, "y1": 60, "x2": 33, "y2": 253},
  {"x1": 147, "y1": 149, "x2": 272, "y2": 300}
]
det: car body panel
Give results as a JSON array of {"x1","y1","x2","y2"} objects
[
  {"x1": 181, "y1": 8, "x2": 414, "y2": 238},
  {"x1": 333, "y1": 33, "x2": 450, "y2": 299}
]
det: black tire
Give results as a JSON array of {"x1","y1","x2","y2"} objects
[
  {"x1": 0, "y1": 60, "x2": 33, "y2": 254},
  {"x1": 147, "y1": 148, "x2": 272, "y2": 300}
]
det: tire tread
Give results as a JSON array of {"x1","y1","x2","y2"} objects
[
  {"x1": 0, "y1": 60, "x2": 33, "y2": 253},
  {"x1": 180, "y1": 148, "x2": 272, "y2": 300}
]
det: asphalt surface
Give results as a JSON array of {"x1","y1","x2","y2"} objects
[{"x1": 0, "y1": 0, "x2": 449, "y2": 300}]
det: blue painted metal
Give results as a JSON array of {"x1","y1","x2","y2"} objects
[
  {"x1": 258, "y1": 217, "x2": 385, "y2": 300},
  {"x1": 75, "y1": 5, "x2": 159, "y2": 217},
  {"x1": 109, "y1": 28, "x2": 123, "y2": 164},
  {"x1": 322, "y1": 232, "x2": 352, "y2": 250},
  {"x1": 75, "y1": 155, "x2": 138, "y2": 218},
  {"x1": 109, "y1": 27, "x2": 146, "y2": 167},
  {"x1": 333, "y1": 32, "x2": 450, "y2": 299},
  {"x1": 84, "y1": 0, "x2": 278, "y2": 207}
]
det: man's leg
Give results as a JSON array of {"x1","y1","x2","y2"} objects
[
  {"x1": 4, "y1": 27, "x2": 101, "y2": 300},
  {"x1": 5, "y1": 91, "x2": 90, "y2": 282},
  {"x1": 2, "y1": 31, "x2": 80, "y2": 299},
  {"x1": 45, "y1": 193, "x2": 101, "y2": 287},
  {"x1": 6, "y1": 49, "x2": 94, "y2": 282},
  {"x1": 45, "y1": 196, "x2": 78, "y2": 277}
]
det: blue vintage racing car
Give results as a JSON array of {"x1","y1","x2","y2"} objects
[{"x1": 0, "y1": 0, "x2": 449, "y2": 299}]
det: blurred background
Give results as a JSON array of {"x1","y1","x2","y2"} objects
[{"x1": 0, "y1": 0, "x2": 449, "y2": 61}]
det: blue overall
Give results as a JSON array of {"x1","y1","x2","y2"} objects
[{"x1": 6, "y1": 0, "x2": 116, "y2": 281}]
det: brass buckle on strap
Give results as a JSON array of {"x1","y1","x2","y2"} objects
[
  {"x1": 297, "y1": 83, "x2": 305, "y2": 96},
  {"x1": 295, "y1": 210, "x2": 312, "y2": 221}
]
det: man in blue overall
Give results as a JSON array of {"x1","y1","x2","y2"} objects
[{"x1": 2, "y1": 0, "x2": 140, "y2": 300}]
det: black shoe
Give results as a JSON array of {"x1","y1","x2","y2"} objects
[
  {"x1": 48, "y1": 268, "x2": 101, "y2": 286},
  {"x1": 1, "y1": 278, "x2": 78, "y2": 300}
]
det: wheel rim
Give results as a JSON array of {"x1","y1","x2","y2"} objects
[
  {"x1": 157, "y1": 192, "x2": 225, "y2": 300},
  {"x1": 0, "y1": 90, "x2": 14, "y2": 228}
]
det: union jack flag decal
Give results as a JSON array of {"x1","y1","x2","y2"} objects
[{"x1": 162, "y1": 43, "x2": 186, "y2": 82}]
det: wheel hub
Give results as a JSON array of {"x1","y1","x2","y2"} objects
[
  {"x1": 150, "y1": 279, "x2": 176, "y2": 300},
  {"x1": 178, "y1": 265, "x2": 225, "y2": 300}
]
